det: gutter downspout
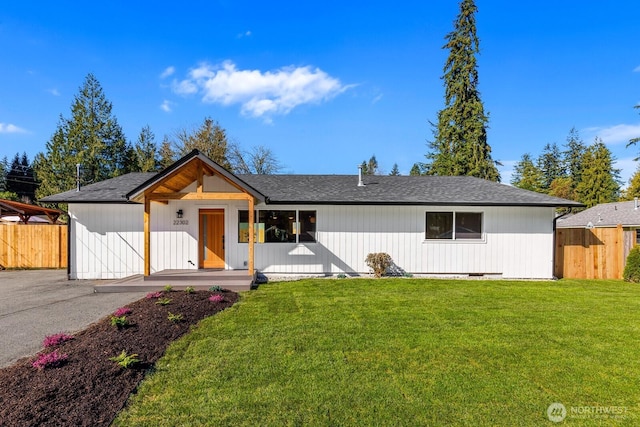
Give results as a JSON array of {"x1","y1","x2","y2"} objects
[
  {"x1": 66, "y1": 210, "x2": 71, "y2": 280},
  {"x1": 552, "y1": 209, "x2": 572, "y2": 279}
]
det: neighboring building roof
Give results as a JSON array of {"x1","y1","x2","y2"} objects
[
  {"x1": 40, "y1": 150, "x2": 583, "y2": 207},
  {"x1": 556, "y1": 200, "x2": 640, "y2": 228}
]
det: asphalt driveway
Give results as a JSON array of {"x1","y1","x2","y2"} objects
[{"x1": 0, "y1": 270, "x2": 146, "y2": 368}]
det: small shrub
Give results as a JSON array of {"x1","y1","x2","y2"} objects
[
  {"x1": 185, "y1": 286, "x2": 195, "y2": 294},
  {"x1": 146, "y1": 291, "x2": 163, "y2": 299},
  {"x1": 209, "y1": 294, "x2": 224, "y2": 303},
  {"x1": 163, "y1": 285, "x2": 173, "y2": 292},
  {"x1": 337, "y1": 273, "x2": 347, "y2": 279},
  {"x1": 365, "y1": 253, "x2": 393, "y2": 278},
  {"x1": 156, "y1": 297, "x2": 172, "y2": 306},
  {"x1": 43, "y1": 333, "x2": 73, "y2": 348},
  {"x1": 209, "y1": 285, "x2": 223, "y2": 292},
  {"x1": 113, "y1": 307, "x2": 132, "y2": 317},
  {"x1": 32, "y1": 350, "x2": 68, "y2": 370},
  {"x1": 624, "y1": 246, "x2": 640, "y2": 282},
  {"x1": 168, "y1": 312, "x2": 184, "y2": 322},
  {"x1": 109, "y1": 350, "x2": 140, "y2": 369},
  {"x1": 111, "y1": 315, "x2": 129, "y2": 328}
]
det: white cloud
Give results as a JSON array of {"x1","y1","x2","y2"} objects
[
  {"x1": 172, "y1": 61, "x2": 351, "y2": 121},
  {"x1": 584, "y1": 123, "x2": 640, "y2": 145},
  {"x1": 634, "y1": 65, "x2": 640, "y2": 72},
  {"x1": 0, "y1": 123, "x2": 26, "y2": 133},
  {"x1": 371, "y1": 94, "x2": 383, "y2": 104},
  {"x1": 47, "y1": 88, "x2": 60, "y2": 96},
  {"x1": 160, "y1": 66, "x2": 176, "y2": 79},
  {"x1": 237, "y1": 30, "x2": 252, "y2": 38},
  {"x1": 160, "y1": 100, "x2": 172, "y2": 112}
]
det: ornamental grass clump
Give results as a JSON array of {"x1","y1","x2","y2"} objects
[
  {"x1": 185, "y1": 286, "x2": 195, "y2": 294},
  {"x1": 209, "y1": 294, "x2": 224, "y2": 303},
  {"x1": 109, "y1": 350, "x2": 140, "y2": 369},
  {"x1": 156, "y1": 297, "x2": 172, "y2": 306},
  {"x1": 168, "y1": 312, "x2": 184, "y2": 322},
  {"x1": 32, "y1": 350, "x2": 68, "y2": 370},
  {"x1": 163, "y1": 285, "x2": 173, "y2": 292},
  {"x1": 43, "y1": 333, "x2": 73, "y2": 348},
  {"x1": 209, "y1": 285, "x2": 223, "y2": 292}
]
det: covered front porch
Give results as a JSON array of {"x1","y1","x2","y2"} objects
[
  {"x1": 125, "y1": 150, "x2": 266, "y2": 280},
  {"x1": 94, "y1": 269, "x2": 258, "y2": 293}
]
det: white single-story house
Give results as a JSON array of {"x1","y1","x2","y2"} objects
[{"x1": 42, "y1": 150, "x2": 582, "y2": 280}]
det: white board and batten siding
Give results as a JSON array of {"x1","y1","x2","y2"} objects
[{"x1": 69, "y1": 202, "x2": 556, "y2": 280}]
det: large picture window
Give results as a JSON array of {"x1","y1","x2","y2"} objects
[
  {"x1": 426, "y1": 212, "x2": 482, "y2": 240},
  {"x1": 238, "y1": 210, "x2": 317, "y2": 243}
]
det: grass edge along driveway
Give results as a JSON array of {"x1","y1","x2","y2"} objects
[{"x1": 114, "y1": 278, "x2": 640, "y2": 426}]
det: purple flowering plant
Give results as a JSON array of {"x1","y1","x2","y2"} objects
[
  {"x1": 42, "y1": 333, "x2": 74, "y2": 348},
  {"x1": 146, "y1": 291, "x2": 163, "y2": 299},
  {"x1": 32, "y1": 350, "x2": 68, "y2": 370},
  {"x1": 209, "y1": 294, "x2": 224, "y2": 303}
]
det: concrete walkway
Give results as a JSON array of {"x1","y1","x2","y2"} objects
[{"x1": 0, "y1": 270, "x2": 146, "y2": 368}]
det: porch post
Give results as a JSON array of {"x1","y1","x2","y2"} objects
[
  {"x1": 248, "y1": 197, "x2": 255, "y2": 276},
  {"x1": 144, "y1": 197, "x2": 150, "y2": 276}
]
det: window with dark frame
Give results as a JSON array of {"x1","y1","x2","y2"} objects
[
  {"x1": 238, "y1": 210, "x2": 317, "y2": 243},
  {"x1": 426, "y1": 212, "x2": 482, "y2": 240}
]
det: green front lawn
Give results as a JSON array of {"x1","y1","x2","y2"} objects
[{"x1": 114, "y1": 279, "x2": 640, "y2": 426}]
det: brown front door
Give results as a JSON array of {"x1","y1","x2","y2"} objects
[{"x1": 199, "y1": 209, "x2": 225, "y2": 269}]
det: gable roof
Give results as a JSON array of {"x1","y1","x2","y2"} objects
[
  {"x1": 556, "y1": 200, "x2": 640, "y2": 228},
  {"x1": 41, "y1": 150, "x2": 583, "y2": 207},
  {"x1": 126, "y1": 150, "x2": 266, "y2": 202}
]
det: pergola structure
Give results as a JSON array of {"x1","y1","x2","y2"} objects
[
  {"x1": 127, "y1": 150, "x2": 264, "y2": 277},
  {"x1": 0, "y1": 199, "x2": 64, "y2": 224}
]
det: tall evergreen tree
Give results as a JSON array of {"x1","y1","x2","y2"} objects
[
  {"x1": 34, "y1": 74, "x2": 128, "y2": 199},
  {"x1": 174, "y1": 117, "x2": 231, "y2": 170},
  {"x1": 158, "y1": 136, "x2": 176, "y2": 170},
  {"x1": 537, "y1": 142, "x2": 565, "y2": 190},
  {"x1": 621, "y1": 164, "x2": 640, "y2": 201},
  {"x1": 511, "y1": 153, "x2": 544, "y2": 192},
  {"x1": 563, "y1": 127, "x2": 586, "y2": 195},
  {"x1": 575, "y1": 138, "x2": 620, "y2": 207},
  {"x1": 0, "y1": 156, "x2": 8, "y2": 192},
  {"x1": 5, "y1": 152, "x2": 37, "y2": 203},
  {"x1": 426, "y1": 0, "x2": 499, "y2": 182},
  {"x1": 134, "y1": 125, "x2": 159, "y2": 172},
  {"x1": 389, "y1": 163, "x2": 400, "y2": 176},
  {"x1": 409, "y1": 162, "x2": 425, "y2": 176},
  {"x1": 360, "y1": 155, "x2": 380, "y2": 175}
]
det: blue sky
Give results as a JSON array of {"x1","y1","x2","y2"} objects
[{"x1": 1, "y1": 1, "x2": 639, "y2": 186}]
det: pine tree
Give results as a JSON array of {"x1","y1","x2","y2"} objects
[
  {"x1": 34, "y1": 74, "x2": 128, "y2": 199},
  {"x1": 174, "y1": 117, "x2": 231, "y2": 170},
  {"x1": 158, "y1": 137, "x2": 176, "y2": 170},
  {"x1": 563, "y1": 127, "x2": 586, "y2": 195},
  {"x1": 575, "y1": 138, "x2": 620, "y2": 207},
  {"x1": 389, "y1": 163, "x2": 400, "y2": 176},
  {"x1": 537, "y1": 143, "x2": 565, "y2": 190},
  {"x1": 426, "y1": 0, "x2": 499, "y2": 182},
  {"x1": 621, "y1": 164, "x2": 640, "y2": 201},
  {"x1": 5, "y1": 153, "x2": 37, "y2": 203},
  {"x1": 511, "y1": 153, "x2": 544, "y2": 192},
  {"x1": 409, "y1": 163, "x2": 425, "y2": 176},
  {"x1": 134, "y1": 125, "x2": 159, "y2": 172}
]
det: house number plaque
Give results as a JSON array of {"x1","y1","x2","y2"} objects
[{"x1": 173, "y1": 219, "x2": 189, "y2": 226}]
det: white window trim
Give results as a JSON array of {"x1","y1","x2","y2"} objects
[{"x1": 424, "y1": 211, "x2": 486, "y2": 243}]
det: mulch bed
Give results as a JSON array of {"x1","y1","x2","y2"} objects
[{"x1": 0, "y1": 289, "x2": 238, "y2": 427}]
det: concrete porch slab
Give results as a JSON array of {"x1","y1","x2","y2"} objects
[{"x1": 94, "y1": 269, "x2": 255, "y2": 293}]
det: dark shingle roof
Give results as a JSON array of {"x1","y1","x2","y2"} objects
[
  {"x1": 557, "y1": 200, "x2": 640, "y2": 228},
  {"x1": 40, "y1": 173, "x2": 156, "y2": 203},
  {"x1": 239, "y1": 174, "x2": 583, "y2": 207},
  {"x1": 41, "y1": 172, "x2": 583, "y2": 207}
]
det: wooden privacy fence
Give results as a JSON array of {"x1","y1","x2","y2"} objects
[
  {"x1": 555, "y1": 224, "x2": 634, "y2": 279},
  {"x1": 0, "y1": 224, "x2": 67, "y2": 269}
]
